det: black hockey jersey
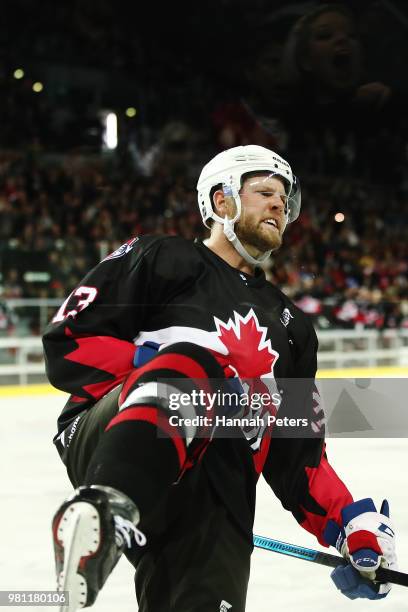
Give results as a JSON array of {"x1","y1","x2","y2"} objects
[{"x1": 43, "y1": 235, "x2": 352, "y2": 544}]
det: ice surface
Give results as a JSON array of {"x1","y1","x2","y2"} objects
[{"x1": 1, "y1": 392, "x2": 407, "y2": 611}]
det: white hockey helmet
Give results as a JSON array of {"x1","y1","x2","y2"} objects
[{"x1": 196, "y1": 145, "x2": 301, "y2": 265}]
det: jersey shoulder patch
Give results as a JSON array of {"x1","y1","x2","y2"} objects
[{"x1": 102, "y1": 237, "x2": 139, "y2": 261}]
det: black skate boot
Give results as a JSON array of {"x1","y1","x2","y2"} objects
[{"x1": 52, "y1": 485, "x2": 146, "y2": 611}]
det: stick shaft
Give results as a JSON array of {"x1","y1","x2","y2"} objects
[{"x1": 253, "y1": 535, "x2": 408, "y2": 587}]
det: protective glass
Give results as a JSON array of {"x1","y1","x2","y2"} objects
[
  {"x1": 240, "y1": 172, "x2": 301, "y2": 223},
  {"x1": 288, "y1": 174, "x2": 301, "y2": 223}
]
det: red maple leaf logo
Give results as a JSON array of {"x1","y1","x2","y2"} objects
[
  {"x1": 213, "y1": 309, "x2": 280, "y2": 440},
  {"x1": 214, "y1": 309, "x2": 279, "y2": 381}
]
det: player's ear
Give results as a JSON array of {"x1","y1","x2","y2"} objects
[{"x1": 212, "y1": 189, "x2": 227, "y2": 217}]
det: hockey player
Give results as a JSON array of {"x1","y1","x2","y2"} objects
[{"x1": 43, "y1": 145, "x2": 398, "y2": 611}]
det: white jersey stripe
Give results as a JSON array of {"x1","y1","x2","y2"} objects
[{"x1": 134, "y1": 326, "x2": 228, "y2": 355}]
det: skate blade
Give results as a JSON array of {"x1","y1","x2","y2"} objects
[{"x1": 55, "y1": 502, "x2": 101, "y2": 611}]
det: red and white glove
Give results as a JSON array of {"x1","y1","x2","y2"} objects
[{"x1": 324, "y1": 498, "x2": 398, "y2": 599}]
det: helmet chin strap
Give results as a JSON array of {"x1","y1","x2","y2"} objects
[{"x1": 223, "y1": 217, "x2": 271, "y2": 266}]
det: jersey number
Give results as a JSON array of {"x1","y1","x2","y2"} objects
[{"x1": 52, "y1": 286, "x2": 98, "y2": 323}]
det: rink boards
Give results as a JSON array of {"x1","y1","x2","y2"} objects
[{"x1": 0, "y1": 365, "x2": 407, "y2": 398}]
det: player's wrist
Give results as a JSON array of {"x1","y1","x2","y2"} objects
[{"x1": 323, "y1": 517, "x2": 345, "y2": 552}]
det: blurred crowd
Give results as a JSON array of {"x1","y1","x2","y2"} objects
[
  {"x1": 0, "y1": 1, "x2": 407, "y2": 333},
  {"x1": 0, "y1": 144, "x2": 406, "y2": 333}
]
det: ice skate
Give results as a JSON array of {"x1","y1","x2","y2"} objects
[{"x1": 52, "y1": 485, "x2": 146, "y2": 611}]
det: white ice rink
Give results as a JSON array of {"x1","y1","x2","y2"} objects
[{"x1": 1, "y1": 389, "x2": 408, "y2": 612}]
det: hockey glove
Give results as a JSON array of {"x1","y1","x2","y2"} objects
[{"x1": 324, "y1": 498, "x2": 397, "y2": 600}]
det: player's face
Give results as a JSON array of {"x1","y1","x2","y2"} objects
[{"x1": 235, "y1": 175, "x2": 287, "y2": 253}]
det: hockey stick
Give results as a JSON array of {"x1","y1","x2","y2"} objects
[{"x1": 253, "y1": 535, "x2": 408, "y2": 587}]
